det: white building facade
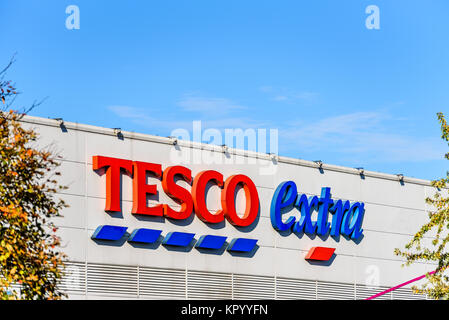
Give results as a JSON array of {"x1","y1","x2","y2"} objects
[{"x1": 20, "y1": 116, "x2": 437, "y2": 300}]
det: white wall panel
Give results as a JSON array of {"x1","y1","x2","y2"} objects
[
  {"x1": 360, "y1": 176, "x2": 425, "y2": 210},
  {"x1": 275, "y1": 163, "x2": 363, "y2": 202},
  {"x1": 274, "y1": 248, "x2": 357, "y2": 284},
  {"x1": 53, "y1": 194, "x2": 87, "y2": 229},
  {"x1": 56, "y1": 227, "x2": 87, "y2": 262},
  {"x1": 361, "y1": 203, "x2": 427, "y2": 235},
  {"x1": 58, "y1": 160, "x2": 86, "y2": 197},
  {"x1": 23, "y1": 122, "x2": 86, "y2": 164},
  {"x1": 85, "y1": 133, "x2": 133, "y2": 163},
  {"x1": 353, "y1": 256, "x2": 434, "y2": 289}
]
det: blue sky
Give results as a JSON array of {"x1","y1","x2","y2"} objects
[{"x1": 1, "y1": 0, "x2": 448, "y2": 180}]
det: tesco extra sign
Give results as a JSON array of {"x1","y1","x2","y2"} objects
[{"x1": 92, "y1": 155, "x2": 365, "y2": 252}]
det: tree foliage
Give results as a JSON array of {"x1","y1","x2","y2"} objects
[
  {"x1": 394, "y1": 112, "x2": 449, "y2": 299},
  {"x1": 0, "y1": 59, "x2": 67, "y2": 299}
]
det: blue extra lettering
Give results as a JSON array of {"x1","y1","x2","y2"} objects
[
  {"x1": 341, "y1": 202, "x2": 365, "y2": 239},
  {"x1": 293, "y1": 194, "x2": 318, "y2": 235},
  {"x1": 270, "y1": 181, "x2": 297, "y2": 231},
  {"x1": 329, "y1": 199, "x2": 350, "y2": 237},
  {"x1": 317, "y1": 187, "x2": 333, "y2": 235},
  {"x1": 270, "y1": 181, "x2": 365, "y2": 240}
]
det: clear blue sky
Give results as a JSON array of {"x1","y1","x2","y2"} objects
[{"x1": 1, "y1": 0, "x2": 448, "y2": 180}]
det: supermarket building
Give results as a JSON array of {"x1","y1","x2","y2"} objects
[{"x1": 20, "y1": 115, "x2": 437, "y2": 300}]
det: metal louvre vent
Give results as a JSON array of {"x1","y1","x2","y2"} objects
[
  {"x1": 187, "y1": 270, "x2": 232, "y2": 300},
  {"x1": 233, "y1": 274, "x2": 275, "y2": 300},
  {"x1": 87, "y1": 264, "x2": 138, "y2": 297},
  {"x1": 58, "y1": 261, "x2": 86, "y2": 294},
  {"x1": 317, "y1": 281, "x2": 355, "y2": 300},
  {"x1": 355, "y1": 284, "x2": 391, "y2": 300},
  {"x1": 276, "y1": 277, "x2": 316, "y2": 300},
  {"x1": 54, "y1": 261, "x2": 431, "y2": 300},
  {"x1": 139, "y1": 267, "x2": 186, "y2": 299},
  {"x1": 392, "y1": 287, "x2": 427, "y2": 300}
]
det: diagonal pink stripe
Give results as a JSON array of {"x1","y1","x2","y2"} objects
[{"x1": 365, "y1": 270, "x2": 436, "y2": 300}]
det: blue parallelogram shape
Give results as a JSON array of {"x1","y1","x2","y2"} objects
[
  {"x1": 227, "y1": 238, "x2": 258, "y2": 252},
  {"x1": 195, "y1": 235, "x2": 227, "y2": 250},
  {"x1": 163, "y1": 232, "x2": 195, "y2": 247},
  {"x1": 128, "y1": 228, "x2": 162, "y2": 244},
  {"x1": 91, "y1": 225, "x2": 128, "y2": 241}
]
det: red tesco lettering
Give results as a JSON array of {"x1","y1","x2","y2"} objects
[{"x1": 92, "y1": 156, "x2": 259, "y2": 227}]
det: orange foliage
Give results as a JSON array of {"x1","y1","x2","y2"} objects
[{"x1": 0, "y1": 110, "x2": 68, "y2": 299}]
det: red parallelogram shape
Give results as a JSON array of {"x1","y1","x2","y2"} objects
[{"x1": 305, "y1": 247, "x2": 335, "y2": 261}]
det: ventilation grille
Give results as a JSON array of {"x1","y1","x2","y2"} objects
[
  {"x1": 58, "y1": 261, "x2": 86, "y2": 295},
  {"x1": 187, "y1": 270, "x2": 232, "y2": 300},
  {"x1": 317, "y1": 281, "x2": 355, "y2": 300},
  {"x1": 139, "y1": 267, "x2": 186, "y2": 299},
  {"x1": 276, "y1": 277, "x2": 316, "y2": 300},
  {"x1": 355, "y1": 284, "x2": 391, "y2": 300},
  {"x1": 233, "y1": 274, "x2": 275, "y2": 300},
  {"x1": 392, "y1": 287, "x2": 427, "y2": 300},
  {"x1": 87, "y1": 264, "x2": 138, "y2": 297},
  {"x1": 54, "y1": 261, "x2": 431, "y2": 300}
]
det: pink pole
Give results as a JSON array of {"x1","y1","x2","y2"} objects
[{"x1": 365, "y1": 270, "x2": 436, "y2": 300}]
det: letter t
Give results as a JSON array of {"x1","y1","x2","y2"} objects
[
  {"x1": 317, "y1": 187, "x2": 333, "y2": 235},
  {"x1": 93, "y1": 156, "x2": 133, "y2": 212}
]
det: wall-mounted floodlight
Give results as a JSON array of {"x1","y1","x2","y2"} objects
[
  {"x1": 268, "y1": 153, "x2": 278, "y2": 161},
  {"x1": 51, "y1": 117, "x2": 67, "y2": 132},
  {"x1": 167, "y1": 136, "x2": 178, "y2": 145},
  {"x1": 221, "y1": 144, "x2": 229, "y2": 154},
  {"x1": 314, "y1": 160, "x2": 323, "y2": 169},
  {"x1": 112, "y1": 128, "x2": 124, "y2": 140},
  {"x1": 356, "y1": 167, "x2": 365, "y2": 175},
  {"x1": 52, "y1": 117, "x2": 64, "y2": 126},
  {"x1": 396, "y1": 174, "x2": 404, "y2": 182}
]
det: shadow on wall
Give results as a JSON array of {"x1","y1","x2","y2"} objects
[{"x1": 306, "y1": 253, "x2": 337, "y2": 267}]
